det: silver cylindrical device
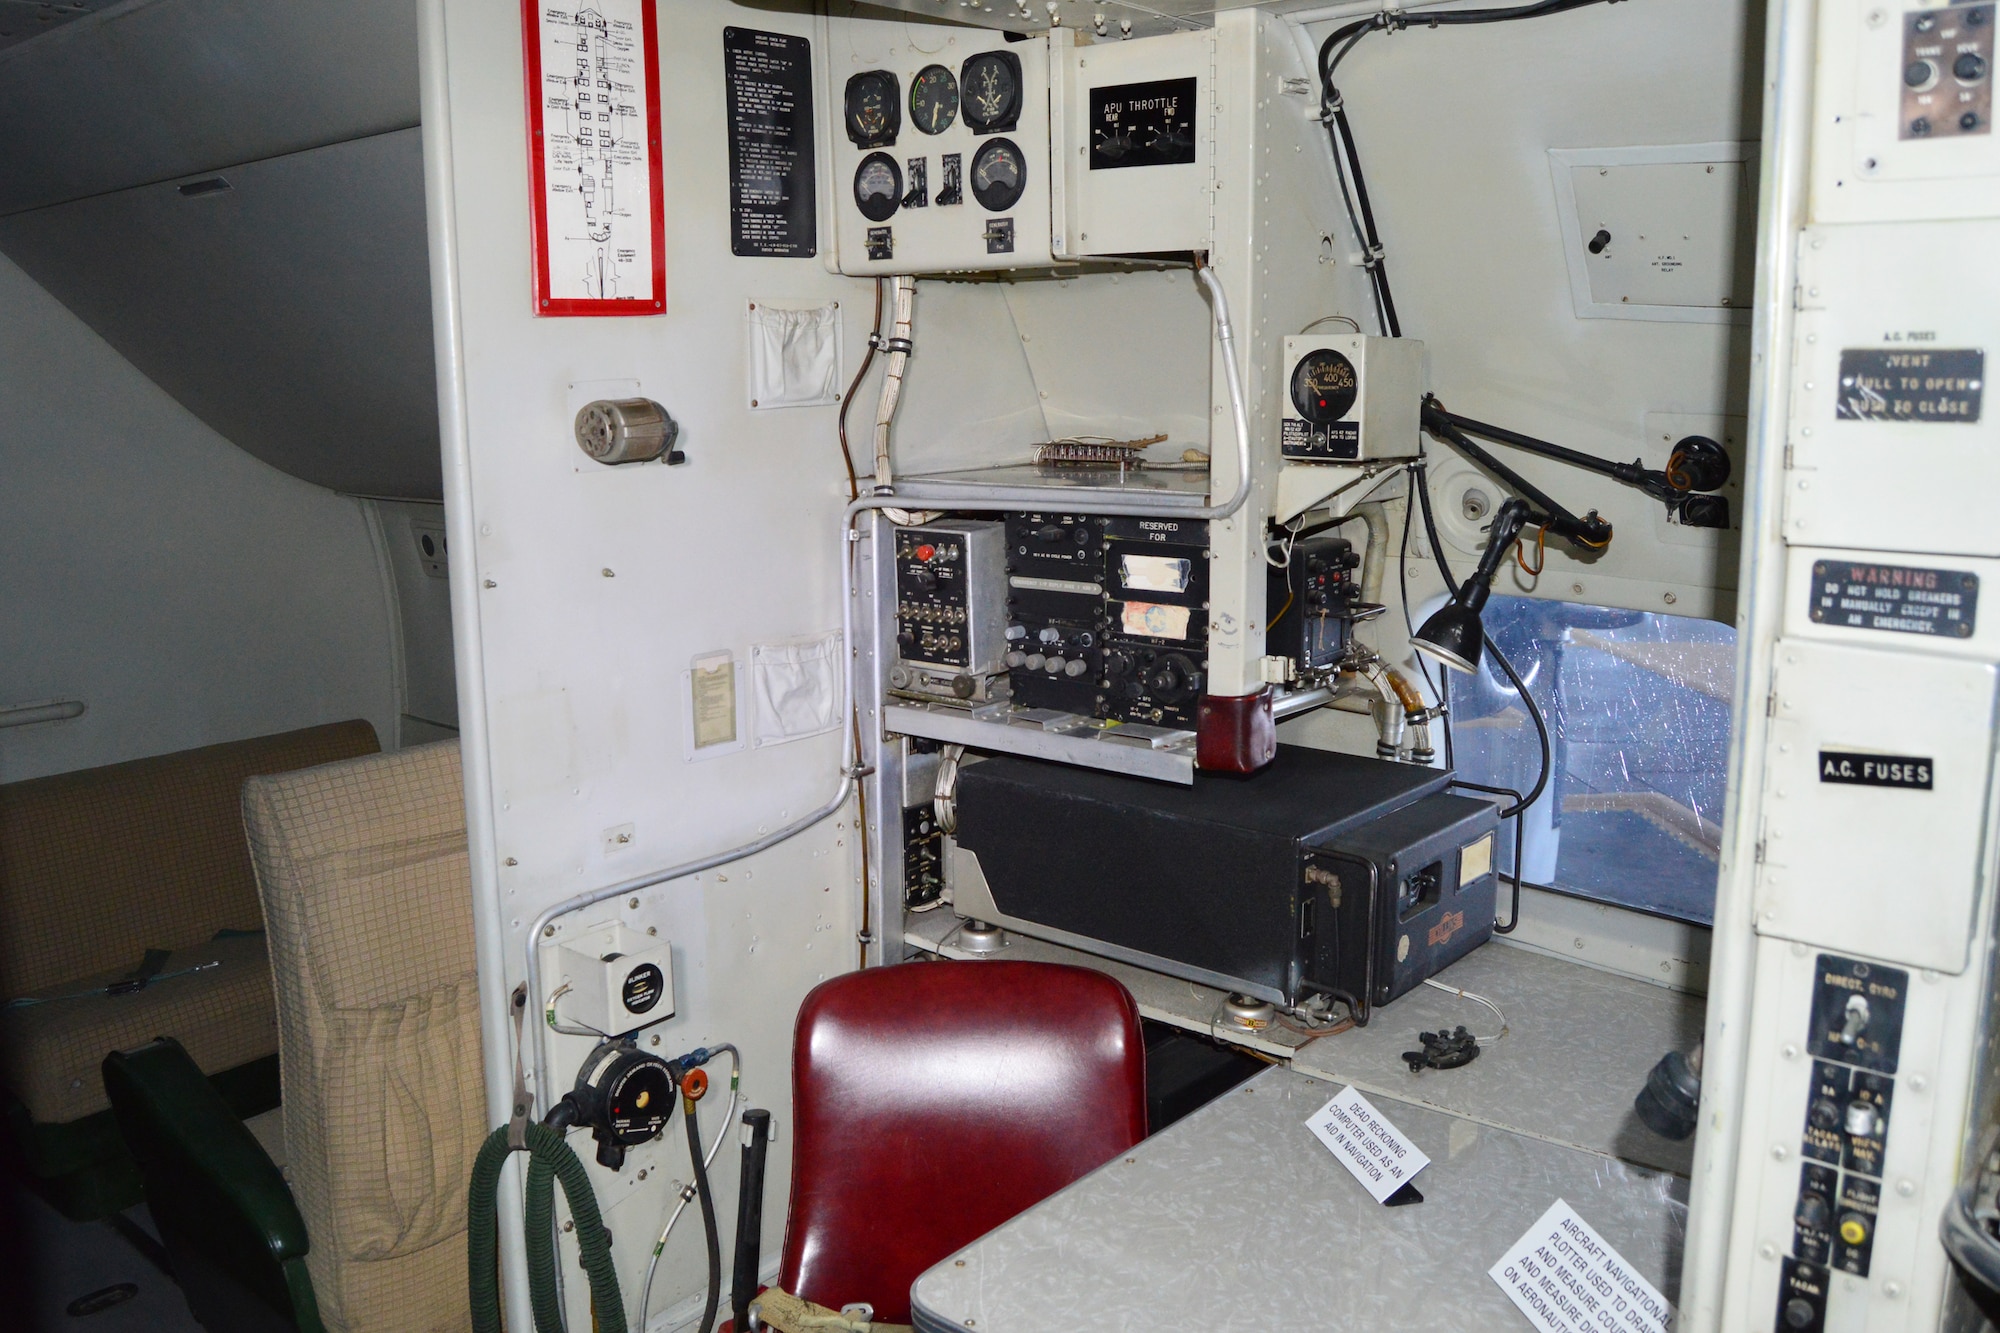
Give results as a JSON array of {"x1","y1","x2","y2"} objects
[{"x1": 574, "y1": 398, "x2": 679, "y2": 465}]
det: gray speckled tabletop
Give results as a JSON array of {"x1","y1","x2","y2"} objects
[
  {"x1": 910, "y1": 1067, "x2": 1687, "y2": 1333},
  {"x1": 1291, "y1": 943, "x2": 1704, "y2": 1177},
  {"x1": 908, "y1": 911, "x2": 1704, "y2": 1176}
]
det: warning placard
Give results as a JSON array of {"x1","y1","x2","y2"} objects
[{"x1": 1489, "y1": 1198, "x2": 1675, "y2": 1333}]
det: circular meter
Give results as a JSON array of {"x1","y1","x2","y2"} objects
[{"x1": 1289, "y1": 349, "x2": 1358, "y2": 426}]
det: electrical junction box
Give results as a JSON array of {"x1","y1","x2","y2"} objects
[
  {"x1": 1788, "y1": 220, "x2": 2000, "y2": 559},
  {"x1": 1548, "y1": 143, "x2": 1757, "y2": 323},
  {"x1": 1811, "y1": 0, "x2": 2000, "y2": 223},
  {"x1": 1755, "y1": 637, "x2": 1995, "y2": 975},
  {"x1": 543, "y1": 922, "x2": 675, "y2": 1037},
  {"x1": 829, "y1": 33, "x2": 1055, "y2": 276},
  {"x1": 1279, "y1": 335, "x2": 1424, "y2": 462},
  {"x1": 1053, "y1": 29, "x2": 1216, "y2": 258}
]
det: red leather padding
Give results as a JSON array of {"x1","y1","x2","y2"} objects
[{"x1": 776, "y1": 960, "x2": 1146, "y2": 1323}]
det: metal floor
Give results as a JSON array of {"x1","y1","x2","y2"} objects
[{"x1": 10, "y1": 1184, "x2": 202, "y2": 1332}]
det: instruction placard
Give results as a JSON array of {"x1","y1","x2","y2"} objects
[
  {"x1": 521, "y1": 0, "x2": 666, "y2": 315},
  {"x1": 723, "y1": 27, "x2": 816, "y2": 257},
  {"x1": 1489, "y1": 1199, "x2": 1675, "y2": 1333},
  {"x1": 1305, "y1": 1085, "x2": 1429, "y2": 1204}
]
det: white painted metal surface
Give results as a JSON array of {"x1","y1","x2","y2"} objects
[
  {"x1": 1695, "y1": 0, "x2": 2000, "y2": 1326},
  {"x1": 0, "y1": 251, "x2": 401, "y2": 783}
]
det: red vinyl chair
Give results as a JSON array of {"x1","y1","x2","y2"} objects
[{"x1": 770, "y1": 960, "x2": 1147, "y2": 1324}]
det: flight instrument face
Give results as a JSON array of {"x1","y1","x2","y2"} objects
[
  {"x1": 971, "y1": 138, "x2": 1026, "y2": 212},
  {"x1": 844, "y1": 70, "x2": 900, "y2": 148},
  {"x1": 910, "y1": 64, "x2": 959, "y2": 135},
  {"x1": 961, "y1": 51, "x2": 1022, "y2": 134}
]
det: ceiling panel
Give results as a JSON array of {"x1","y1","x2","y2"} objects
[
  {"x1": 0, "y1": 129, "x2": 441, "y2": 499},
  {"x1": 0, "y1": 0, "x2": 419, "y2": 215}
]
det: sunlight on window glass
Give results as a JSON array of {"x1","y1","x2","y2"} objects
[{"x1": 1442, "y1": 596, "x2": 1736, "y2": 925}]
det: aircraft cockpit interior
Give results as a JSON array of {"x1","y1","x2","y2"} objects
[{"x1": 6, "y1": 0, "x2": 2000, "y2": 1330}]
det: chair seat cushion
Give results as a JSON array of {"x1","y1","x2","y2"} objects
[{"x1": 2, "y1": 932, "x2": 277, "y2": 1124}]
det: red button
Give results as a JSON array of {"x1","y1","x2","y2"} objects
[{"x1": 915, "y1": 544, "x2": 936, "y2": 562}]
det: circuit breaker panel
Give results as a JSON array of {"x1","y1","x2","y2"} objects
[{"x1": 1712, "y1": 0, "x2": 2000, "y2": 1326}]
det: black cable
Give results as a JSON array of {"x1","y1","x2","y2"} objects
[
  {"x1": 1412, "y1": 463, "x2": 1551, "y2": 819},
  {"x1": 1448, "y1": 778, "x2": 1526, "y2": 934},
  {"x1": 685, "y1": 1089, "x2": 721, "y2": 1333},
  {"x1": 1314, "y1": 0, "x2": 1626, "y2": 340},
  {"x1": 1327, "y1": 100, "x2": 1401, "y2": 337},
  {"x1": 1318, "y1": 0, "x2": 1622, "y2": 81}
]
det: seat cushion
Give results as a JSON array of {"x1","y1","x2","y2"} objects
[
  {"x1": 1, "y1": 932, "x2": 277, "y2": 1123},
  {"x1": 0, "y1": 719, "x2": 380, "y2": 1002},
  {"x1": 779, "y1": 960, "x2": 1147, "y2": 1323}
]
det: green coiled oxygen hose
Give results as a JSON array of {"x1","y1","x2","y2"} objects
[{"x1": 467, "y1": 1121, "x2": 626, "y2": 1333}]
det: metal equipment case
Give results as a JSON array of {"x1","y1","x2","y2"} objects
[{"x1": 950, "y1": 745, "x2": 1500, "y2": 1011}]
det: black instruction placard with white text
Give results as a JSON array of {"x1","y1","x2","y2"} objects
[{"x1": 724, "y1": 27, "x2": 815, "y2": 257}]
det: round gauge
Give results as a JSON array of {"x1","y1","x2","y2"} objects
[
  {"x1": 970, "y1": 138, "x2": 1026, "y2": 212},
  {"x1": 1289, "y1": 349, "x2": 1358, "y2": 425},
  {"x1": 853, "y1": 152, "x2": 903, "y2": 222},
  {"x1": 909, "y1": 64, "x2": 959, "y2": 135},
  {"x1": 844, "y1": 70, "x2": 900, "y2": 148},
  {"x1": 960, "y1": 50, "x2": 1022, "y2": 134}
]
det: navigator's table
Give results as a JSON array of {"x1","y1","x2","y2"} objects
[{"x1": 910, "y1": 1065, "x2": 1686, "y2": 1332}]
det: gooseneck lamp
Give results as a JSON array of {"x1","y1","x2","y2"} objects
[{"x1": 1412, "y1": 497, "x2": 1533, "y2": 674}]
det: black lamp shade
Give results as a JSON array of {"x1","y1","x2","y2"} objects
[{"x1": 1413, "y1": 600, "x2": 1485, "y2": 674}]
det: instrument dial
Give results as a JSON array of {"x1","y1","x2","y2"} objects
[
  {"x1": 853, "y1": 153, "x2": 903, "y2": 222},
  {"x1": 960, "y1": 51, "x2": 1023, "y2": 134},
  {"x1": 970, "y1": 137, "x2": 1026, "y2": 212},
  {"x1": 909, "y1": 64, "x2": 959, "y2": 135},
  {"x1": 1289, "y1": 349, "x2": 1359, "y2": 425},
  {"x1": 843, "y1": 70, "x2": 900, "y2": 148}
]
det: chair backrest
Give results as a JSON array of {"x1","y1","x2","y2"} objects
[
  {"x1": 778, "y1": 960, "x2": 1147, "y2": 1323},
  {"x1": 0, "y1": 720, "x2": 379, "y2": 999},
  {"x1": 241, "y1": 740, "x2": 482, "y2": 1333}
]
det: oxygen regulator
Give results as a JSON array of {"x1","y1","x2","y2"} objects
[{"x1": 551, "y1": 1039, "x2": 717, "y2": 1170}]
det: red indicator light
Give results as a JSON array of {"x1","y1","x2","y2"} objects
[{"x1": 915, "y1": 544, "x2": 936, "y2": 561}]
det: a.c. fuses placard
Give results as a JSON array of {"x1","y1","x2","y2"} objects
[{"x1": 521, "y1": 0, "x2": 666, "y2": 315}]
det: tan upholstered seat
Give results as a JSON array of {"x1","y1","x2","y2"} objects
[
  {"x1": 0, "y1": 721, "x2": 380, "y2": 1132},
  {"x1": 242, "y1": 740, "x2": 485, "y2": 1333}
]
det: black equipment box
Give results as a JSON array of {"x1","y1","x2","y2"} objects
[{"x1": 951, "y1": 744, "x2": 1500, "y2": 1019}]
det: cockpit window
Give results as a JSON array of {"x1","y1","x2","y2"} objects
[{"x1": 1443, "y1": 595, "x2": 1737, "y2": 925}]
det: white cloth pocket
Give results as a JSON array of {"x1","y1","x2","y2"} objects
[
  {"x1": 747, "y1": 301, "x2": 841, "y2": 409},
  {"x1": 751, "y1": 633, "x2": 842, "y2": 746}
]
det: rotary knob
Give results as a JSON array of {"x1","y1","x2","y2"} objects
[
  {"x1": 1795, "y1": 1193, "x2": 1832, "y2": 1231},
  {"x1": 1844, "y1": 1099, "x2": 1881, "y2": 1138}
]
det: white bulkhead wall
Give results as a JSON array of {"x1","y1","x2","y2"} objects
[
  {"x1": 1324, "y1": 0, "x2": 1761, "y2": 624},
  {"x1": 425, "y1": 0, "x2": 1053, "y2": 1323},
  {"x1": 425, "y1": 0, "x2": 1760, "y2": 1324},
  {"x1": 0, "y1": 252, "x2": 401, "y2": 782}
]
